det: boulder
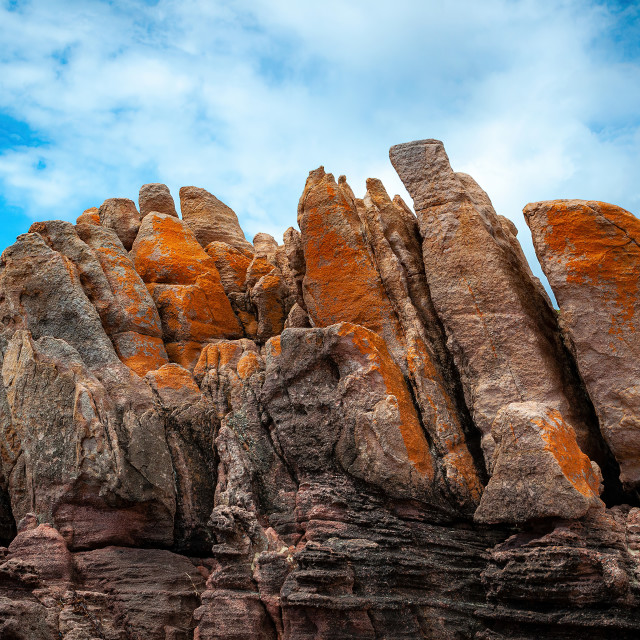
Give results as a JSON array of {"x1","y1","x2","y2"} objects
[
  {"x1": 139, "y1": 182, "x2": 178, "y2": 218},
  {"x1": 475, "y1": 402, "x2": 604, "y2": 524},
  {"x1": 179, "y1": 186, "x2": 253, "y2": 252},
  {"x1": 98, "y1": 197, "x2": 141, "y2": 250}
]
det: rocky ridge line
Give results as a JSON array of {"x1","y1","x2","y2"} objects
[{"x1": 0, "y1": 140, "x2": 639, "y2": 639}]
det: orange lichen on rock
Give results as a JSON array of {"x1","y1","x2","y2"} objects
[
  {"x1": 83, "y1": 239, "x2": 163, "y2": 335},
  {"x1": 146, "y1": 362, "x2": 200, "y2": 395},
  {"x1": 148, "y1": 280, "x2": 239, "y2": 343},
  {"x1": 528, "y1": 200, "x2": 640, "y2": 338},
  {"x1": 112, "y1": 332, "x2": 169, "y2": 377},
  {"x1": 130, "y1": 213, "x2": 243, "y2": 369},
  {"x1": 193, "y1": 340, "x2": 262, "y2": 381},
  {"x1": 145, "y1": 363, "x2": 202, "y2": 407},
  {"x1": 75, "y1": 223, "x2": 169, "y2": 375},
  {"x1": 164, "y1": 340, "x2": 206, "y2": 371},
  {"x1": 525, "y1": 199, "x2": 640, "y2": 489},
  {"x1": 536, "y1": 411, "x2": 602, "y2": 498},
  {"x1": 193, "y1": 341, "x2": 244, "y2": 379},
  {"x1": 76, "y1": 208, "x2": 100, "y2": 225},
  {"x1": 474, "y1": 401, "x2": 603, "y2": 524},
  {"x1": 335, "y1": 323, "x2": 434, "y2": 479},
  {"x1": 236, "y1": 351, "x2": 262, "y2": 380},
  {"x1": 205, "y1": 241, "x2": 253, "y2": 295},
  {"x1": 265, "y1": 335, "x2": 282, "y2": 360},
  {"x1": 245, "y1": 256, "x2": 275, "y2": 289},
  {"x1": 297, "y1": 168, "x2": 405, "y2": 359}
]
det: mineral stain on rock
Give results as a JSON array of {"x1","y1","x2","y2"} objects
[{"x1": 1, "y1": 140, "x2": 640, "y2": 639}]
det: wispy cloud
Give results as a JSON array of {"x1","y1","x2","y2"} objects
[{"x1": 0, "y1": 0, "x2": 638, "y2": 288}]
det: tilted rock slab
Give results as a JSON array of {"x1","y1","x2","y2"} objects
[
  {"x1": 296, "y1": 167, "x2": 483, "y2": 510},
  {"x1": 390, "y1": 139, "x2": 602, "y2": 468},
  {"x1": 525, "y1": 200, "x2": 640, "y2": 490}
]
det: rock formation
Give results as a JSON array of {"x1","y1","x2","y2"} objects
[
  {"x1": 525, "y1": 200, "x2": 640, "y2": 494},
  {"x1": 1, "y1": 143, "x2": 640, "y2": 639}
]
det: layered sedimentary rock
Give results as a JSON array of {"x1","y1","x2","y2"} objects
[{"x1": 1, "y1": 140, "x2": 640, "y2": 639}]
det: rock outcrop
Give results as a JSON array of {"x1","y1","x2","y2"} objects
[
  {"x1": 139, "y1": 182, "x2": 178, "y2": 219},
  {"x1": 389, "y1": 140, "x2": 607, "y2": 474},
  {"x1": 179, "y1": 186, "x2": 253, "y2": 252},
  {"x1": 525, "y1": 200, "x2": 640, "y2": 493},
  {"x1": 1, "y1": 140, "x2": 639, "y2": 639}
]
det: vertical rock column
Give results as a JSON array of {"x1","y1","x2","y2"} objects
[
  {"x1": 390, "y1": 139, "x2": 601, "y2": 467},
  {"x1": 296, "y1": 167, "x2": 483, "y2": 509},
  {"x1": 525, "y1": 199, "x2": 640, "y2": 490}
]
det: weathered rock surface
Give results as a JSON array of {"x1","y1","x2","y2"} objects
[
  {"x1": 98, "y1": 197, "x2": 141, "y2": 250},
  {"x1": 389, "y1": 140, "x2": 606, "y2": 474},
  {"x1": 525, "y1": 200, "x2": 640, "y2": 492},
  {"x1": 475, "y1": 402, "x2": 604, "y2": 523},
  {"x1": 1, "y1": 141, "x2": 640, "y2": 639},
  {"x1": 179, "y1": 186, "x2": 253, "y2": 252},
  {"x1": 131, "y1": 212, "x2": 243, "y2": 369},
  {"x1": 139, "y1": 182, "x2": 178, "y2": 218}
]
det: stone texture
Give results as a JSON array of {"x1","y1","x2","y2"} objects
[
  {"x1": 0, "y1": 232, "x2": 177, "y2": 550},
  {"x1": 262, "y1": 323, "x2": 439, "y2": 502},
  {"x1": 297, "y1": 167, "x2": 406, "y2": 363},
  {"x1": 131, "y1": 212, "x2": 243, "y2": 370},
  {"x1": 0, "y1": 330, "x2": 175, "y2": 549},
  {"x1": 75, "y1": 207, "x2": 99, "y2": 225},
  {"x1": 474, "y1": 402, "x2": 604, "y2": 524},
  {"x1": 361, "y1": 177, "x2": 484, "y2": 509},
  {"x1": 31, "y1": 220, "x2": 169, "y2": 376},
  {"x1": 1, "y1": 151, "x2": 640, "y2": 639},
  {"x1": 98, "y1": 197, "x2": 141, "y2": 250},
  {"x1": 390, "y1": 139, "x2": 604, "y2": 471},
  {"x1": 179, "y1": 186, "x2": 253, "y2": 252},
  {"x1": 139, "y1": 182, "x2": 178, "y2": 218},
  {"x1": 525, "y1": 200, "x2": 640, "y2": 491}
]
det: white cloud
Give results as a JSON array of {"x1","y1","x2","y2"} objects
[{"x1": 0, "y1": 0, "x2": 638, "y2": 288}]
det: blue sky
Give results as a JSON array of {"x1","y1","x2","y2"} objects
[{"x1": 0, "y1": 0, "x2": 639, "y2": 290}]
